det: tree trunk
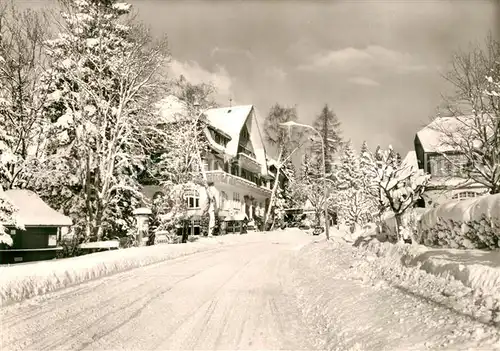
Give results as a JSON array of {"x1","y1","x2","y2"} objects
[
  {"x1": 84, "y1": 153, "x2": 93, "y2": 241},
  {"x1": 194, "y1": 142, "x2": 215, "y2": 237},
  {"x1": 394, "y1": 213, "x2": 403, "y2": 242},
  {"x1": 264, "y1": 152, "x2": 283, "y2": 231}
]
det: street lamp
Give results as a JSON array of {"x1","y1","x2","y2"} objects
[{"x1": 280, "y1": 121, "x2": 330, "y2": 240}]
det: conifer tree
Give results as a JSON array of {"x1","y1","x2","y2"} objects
[
  {"x1": 35, "y1": 0, "x2": 170, "y2": 241},
  {"x1": 310, "y1": 104, "x2": 342, "y2": 175}
]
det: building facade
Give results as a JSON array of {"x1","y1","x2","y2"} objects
[
  {"x1": 413, "y1": 117, "x2": 489, "y2": 208},
  {"x1": 0, "y1": 190, "x2": 73, "y2": 264},
  {"x1": 145, "y1": 99, "x2": 279, "y2": 235}
]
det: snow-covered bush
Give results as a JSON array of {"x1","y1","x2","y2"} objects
[
  {"x1": 417, "y1": 194, "x2": 500, "y2": 250},
  {"x1": 377, "y1": 208, "x2": 428, "y2": 243},
  {"x1": 0, "y1": 187, "x2": 24, "y2": 247},
  {"x1": 362, "y1": 145, "x2": 430, "y2": 242}
]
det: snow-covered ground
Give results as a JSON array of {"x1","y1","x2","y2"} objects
[
  {"x1": 2, "y1": 229, "x2": 500, "y2": 350},
  {"x1": 289, "y1": 235, "x2": 500, "y2": 350},
  {"x1": 0, "y1": 232, "x2": 279, "y2": 306}
]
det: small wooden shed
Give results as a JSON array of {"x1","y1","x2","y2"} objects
[{"x1": 0, "y1": 190, "x2": 73, "y2": 264}]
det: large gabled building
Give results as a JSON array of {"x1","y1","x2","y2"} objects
[{"x1": 144, "y1": 97, "x2": 279, "y2": 235}]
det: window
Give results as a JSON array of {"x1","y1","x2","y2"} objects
[
  {"x1": 213, "y1": 130, "x2": 228, "y2": 147},
  {"x1": 429, "y1": 154, "x2": 468, "y2": 177},
  {"x1": 240, "y1": 126, "x2": 249, "y2": 141},
  {"x1": 231, "y1": 163, "x2": 239, "y2": 176},
  {"x1": 452, "y1": 191, "x2": 478, "y2": 200},
  {"x1": 220, "y1": 191, "x2": 228, "y2": 209},
  {"x1": 233, "y1": 192, "x2": 240, "y2": 209},
  {"x1": 184, "y1": 189, "x2": 200, "y2": 208},
  {"x1": 214, "y1": 157, "x2": 224, "y2": 170}
]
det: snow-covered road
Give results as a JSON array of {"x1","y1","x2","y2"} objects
[{"x1": 1, "y1": 230, "x2": 499, "y2": 350}]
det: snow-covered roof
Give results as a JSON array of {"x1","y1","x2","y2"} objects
[
  {"x1": 203, "y1": 105, "x2": 254, "y2": 145},
  {"x1": 416, "y1": 116, "x2": 476, "y2": 153},
  {"x1": 203, "y1": 105, "x2": 269, "y2": 175},
  {"x1": 401, "y1": 150, "x2": 418, "y2": 171},
  {"x1": 3, "y1": 190, "x2": 73, "y2": 227},
  {"x1": 154, "y1": 96, "x2": 269, "y2": 175}
]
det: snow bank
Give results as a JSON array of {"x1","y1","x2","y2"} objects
[
  {"x1": 0, "y1": 233, "x2": 272, "y2": 306},
  {"x1": 355, "y1": 236, "x2": 500, "y2": 319},
  {"x1": 290, "y1": 239, "x2": 500, "y2": 349},
  {"x1": 417, "y1": 193, "x2": 500, "y2": 249}
]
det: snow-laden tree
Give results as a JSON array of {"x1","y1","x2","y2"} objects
[
  {"x1": 291, "y1": 148, "x2": 335, "y2": 227},
  {"x1": 263, "y1": 103, "x2": 304, "y2": 230},
  {"x1": 365, "y1": 145, "x2": 430, "y2": 241},
  {"x1": 434, "y1": 34, "x2": 500, "y2": 194},
  {"x1": 310, "y1": 104, "x2": 342, "y2": 175},
  {"x1": 337, "y1": 188, "x2": 375, "y2": 231},
  {"x1": 35, "y1": 0, "x2": 170, "y2": 241},
  {"x1": 0, "y1": 2, "x2": 50, "y2": 189},
  {"x1": 359, "y1": 141, "x2": 376, "y2": 192},
  {"x1": 0, "y1": 185, "x2": 23, "y2": 246},
  {"x1": 337, "y1": 141, "x2": 362, "y2": 190},
  {"x1": 148, "y1": 79, "x2": 221, "y2": 237},
  {"x1": 336, "y1": 141, "x2": 376, "y2": 229}
]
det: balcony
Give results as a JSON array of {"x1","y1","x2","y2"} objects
[
  {"x1": 205, "y1": 170, "x2": 271, "y2": 196},
  {"x1": 238, "y1": 152, "x2": 261, "y2": 173}
]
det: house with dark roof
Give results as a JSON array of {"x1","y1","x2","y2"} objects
[
  {"x1": 144, "y1": 96, "x2": 277, "y2": 235},
  {"x1": 413, "y1": 117, "x2": 489, "y2": 208},
  {"x1": 0, "y1": 189, "x2": 72, "y2": 264}
]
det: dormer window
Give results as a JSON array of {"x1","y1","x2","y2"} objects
[
  {"x1": 241, "y1": 127, "x2": 249, "y2": 140},
  {"x1": 212, "y1": 130, "x2": 229, "y2": 147}
]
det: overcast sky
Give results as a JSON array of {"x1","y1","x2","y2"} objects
[{"x1": 19, "y1": 0, "x2": 498, "y2": 154}]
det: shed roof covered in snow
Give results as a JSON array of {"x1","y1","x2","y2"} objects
[{"x1": 3, "y1": 190, "x2": 73, "y2": 227}]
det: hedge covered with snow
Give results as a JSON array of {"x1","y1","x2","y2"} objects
[{"x1": 416, "y1": 194, "x2": 500, "y2": 250}]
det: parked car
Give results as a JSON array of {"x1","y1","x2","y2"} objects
[{"x1": 312, "y1": 226, "x2": 324, "y2": 235}]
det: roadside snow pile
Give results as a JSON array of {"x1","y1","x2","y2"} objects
[
  {"x1": 417, "y1": 193, "x2": 500, "y2": 249},
  {"x1": 0, "y1": 232, "x2": 271, "y2": 306},
  {"x1": 355, "y1": 235, "x2": 500, "y2": 325},
  {"x1": 289, "y1": 239, "x2": 500, "y2": 350}
]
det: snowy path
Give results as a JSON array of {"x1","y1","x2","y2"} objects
[{"x1": 1, "y1": 230, "x2": 499, "y2": 350}]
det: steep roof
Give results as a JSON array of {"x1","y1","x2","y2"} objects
[
  {"x1": 204, "y1": 105, "x2": 270, "y2": 175},
  {"x1": 416, "y1": 116, "x2": 478, "y2": 153},
  {"x1": 3, "y1": 190, "x2": 73, "y2": 227},
  {"x1": 401, "y1": 150, "x2": 418, "y2": 171},
  {"x1": 154, "y1": 97, "x2": 269, "y2": 175},
  {"x1": 202, "y1": 105, "x2": 254, "y2": 148}
]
